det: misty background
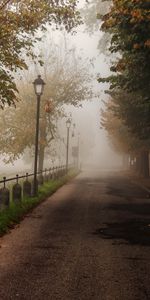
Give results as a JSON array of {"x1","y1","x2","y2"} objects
[{"x1": 0, "y1": 2, "x2": 122, "y2": 176}]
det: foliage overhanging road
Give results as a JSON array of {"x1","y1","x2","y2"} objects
[{"x1": 0, "y1": 170, "x2": 150, "y2": 300}]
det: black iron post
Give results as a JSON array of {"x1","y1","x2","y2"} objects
[
  {"x1": 33, "y1": 75, "x2": 45, "y2": 196},
  {"x1": 66, "y1": 126, "x2": 70, "y2": 172},
  {"x1": 33, "y1": 95, "x2": 41, "y2": 196},
  {"x1": 77, "y1": 132, "x2": 80, "y2": 169},
  {"x1": 66, "y1": 118, "x2": 72, "y2": 172}
]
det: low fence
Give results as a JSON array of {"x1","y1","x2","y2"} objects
[{"x1": 0, "y1": 165, "x2": 67, "y2": 210}]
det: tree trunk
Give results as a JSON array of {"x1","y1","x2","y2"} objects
[
  {"x1": 129, "y1": 154, "x2": 134, "y2": 171},
  {"x1": 135, "y1": 155, "x2": 140, "y2": 174},
  {"x1": 122, "y1": 154, "x2": 129, "y2": 170},
  {"x1": 140, "y1": 151, "x2": 149, "y2": 178},
  {"x1": 38, "y1": 118, "x2": 47, "y2": 172}
]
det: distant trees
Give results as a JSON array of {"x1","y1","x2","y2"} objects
[
  {"x1": 0, "y1": 0, "x2": 81, "y2": 108},
  {"x1": 98, "y1": 0, "x2": 150, "y2": 177},
  {"x1": 101, "y1": 96, "x2": 150, "y2": 175},
  {"x1": 81, "y1": 0, "x2": 110, "y2": 53}
]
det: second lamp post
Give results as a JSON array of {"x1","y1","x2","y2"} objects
[
  {"x1": 33, "y1": 75, "x2": 45, "y2": 196},
  {"x1": 66, "y1": 118, "x2": 72, "y2": 172}
]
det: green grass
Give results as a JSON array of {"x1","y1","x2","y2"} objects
[{"x1": 0, "y1": 170, "x2": 79, "y2": 236}]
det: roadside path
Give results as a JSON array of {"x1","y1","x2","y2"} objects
[{"x1": 0, "y1": 170, "x2": 150, "y2": 300}]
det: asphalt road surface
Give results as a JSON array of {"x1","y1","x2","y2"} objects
[{"x1": 0, "y1": 170, "x2": 150, "y2": 300}]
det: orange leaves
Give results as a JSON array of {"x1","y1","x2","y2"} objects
[
  {"x1": 133, "y1": 40, "x2": 150, "y2": 49},
  {"x1": 131, "y1": 9, "x2": 143, "y2": 20},
  {"x1": 133, "y1": 43, "x2": 141, "y2": 49},
  {"x1": 144, "y1": 39, "x2": 150, "y2": 48},
  {"x1": 102, "y1": 0, "x2": 150, "y2": 31},
  {"x1": 116, "y1": 60, "x2": 126, "y2": 72},
  {"x1": 44, "y1": 100, "x2": 54, "y2": 113}
]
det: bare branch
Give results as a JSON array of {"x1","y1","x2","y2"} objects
[{"x1": 0, "y1": 0, "x2": 12, "y2": 10}]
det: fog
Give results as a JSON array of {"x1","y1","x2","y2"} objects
[
  {"x1": 66, "y1": 101, "x2": 122, "y2": 169},
  {"x1": 0, "y1": 10, "x2": 123, "y2": 177},
  {"x1": 62, "y1": 28, "x2": 122, "y2": 170}
]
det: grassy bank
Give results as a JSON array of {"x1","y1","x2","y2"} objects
[{"x1": 0, "y1": 170, "x2": 78, "y2": 236}]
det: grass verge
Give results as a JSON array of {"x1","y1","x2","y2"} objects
[{"x1": 0, "y1": 170, "x2": 79, "y2": 236}]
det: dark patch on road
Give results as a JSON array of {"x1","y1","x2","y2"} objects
[
  {"x1": 103, "y1": 202, "x2": 150, "y2": 216},
  {"x1": 33, "y1": 244, "x2": 61, "y2": 250},
  {"x1": 125, "y1": 257, "x2": 146, "y2": 261},
  {"x1": 107, "y1": 178, "x2": 149, "y2": 199},
  {"x1": 93, "y1": 220, "x2": 150, "y2": 246}
]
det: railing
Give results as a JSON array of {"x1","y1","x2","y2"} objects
[{"x1": 0, "y1": 165, "x2": 67, "y2": 210}]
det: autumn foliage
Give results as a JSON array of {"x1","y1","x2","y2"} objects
[
  {"x1": 99, "y1": 0, "x2": 150, "y2": 156},
  {"x1": 0, "y1": 0, "x2": 81, "y2": 108}
]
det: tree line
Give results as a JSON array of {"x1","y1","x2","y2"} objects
[{"x1": 98, "y1": 0, "x2": 150, "y2": 177}]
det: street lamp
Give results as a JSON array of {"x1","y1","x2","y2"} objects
[
  {"x1": 33, "y1": 75, "x2": 45, "y2": 196},
  {"x1": 66, "y1": 118, "x2": 72, "y2": 172},
  {"x1": 77, "y1": 132, "x2": 80, "y2": 169}
]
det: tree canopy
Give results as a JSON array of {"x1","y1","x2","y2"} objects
[
  {"x1": 99, "y1": 0, "x2": 150, "y2": 142},
  {"x1": 0, "y1": 0, "x2": 81, "y2": 108}
]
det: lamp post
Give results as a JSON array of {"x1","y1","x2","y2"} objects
[
  {"x1": 33, "y1": 75, "x2": 45, "y2": 196},
  {"x1": 77, "y1": 132, "x2": 80, "y2": 169},
  {"x1": 66, "y1": 118, "x2": 72, "y2": 172}
]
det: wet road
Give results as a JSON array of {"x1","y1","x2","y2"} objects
[{"x1": 0, "y1": 170, "x2": 150, "y2": 299}]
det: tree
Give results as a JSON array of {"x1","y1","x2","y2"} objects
[
  {"x1": 0, "y1": 0, "x2": 81, "y2": 108},
  {"x1": 81, "y1": 0, "x2": 111, "y2": 53},
  {"x1": 81, "y1": 0, "x2": 110, "y2": 33},
  {"x1": 98, "y1": 0, "x2": 150, "y2": 176},
  {"x1": 101, "y1": 93, "x2": 150, "y2": 177},
  {"x1": 99, "y1": 0, "x2": 150, "y2": 134},
  {"x1": 101, "y1": 97, "x2": 138, "y2": 153},
  {"x1": 0, "y1": 36, "x2": 93, "y2": 170}
]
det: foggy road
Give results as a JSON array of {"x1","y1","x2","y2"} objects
[{"x1": 0, "y1": 170, "x2": 150, "y2": 300}]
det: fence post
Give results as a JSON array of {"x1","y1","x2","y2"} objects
[
  {"x1": 48, "y1": 168, "x2": 51, "y2": 181},
  {"x1": 23, "y1": 173, "x2": 32, "y2": 197},
  {"x1": 55, "y1": 166, "x2": 58, "y2": 179},
  {"x1": 38, "y1": 170, "x2": 44, "y2": 185},
  {"x1": 0, "y1": 177, "x2": 10, "y2": 209},
  {"x1": 58, "y1": 166, "x2": 61, "y2": 178},
  {"x1": 44, "y1": 168, "x2": 48, "y2": 182},
  {"x1": 12, "y1": 175, "x2": 22, "y2": 203},
  {"x1": 52, "y1": 167, "x2": 54, "y2": 180}
]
